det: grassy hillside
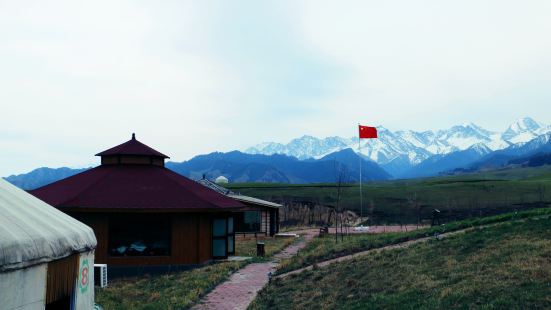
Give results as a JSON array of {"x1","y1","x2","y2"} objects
[
  {"x1": 276, "y1": 208, "x2": 551, "y2": 274},
  {"x1": 251, "y1": 211, "x2": 551, "y2": 309},
  {"x1": 227, "y1": 166, "x2": 551, "y2": 224}
]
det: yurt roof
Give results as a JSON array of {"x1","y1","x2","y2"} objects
[{"x1": 0, "y1": 179, "x2": 97, "y2": 272}]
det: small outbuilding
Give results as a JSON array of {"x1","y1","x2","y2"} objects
[
  {"x1": 31, "y1": 134, "x2": 246, "y2": 269},
  {"x1": 0, "y1": 178, "x2": 97, "y2": 310},
  {"x1": 197, "y1": 178, "x2": 281, "y2": 237}
]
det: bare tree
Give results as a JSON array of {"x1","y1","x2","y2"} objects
[
  {"x1": 409, "y1": 193, "x2": 422, "y2": 228},
  {"x1": 537, "y1": 184, "x2": 546, "y2": 206},
  {"x1": 368, "y1": 199, "x2": 375, "y2": 226},
  {"x1": 333, "y1": 161, "x2": 349, "y2": 243}
]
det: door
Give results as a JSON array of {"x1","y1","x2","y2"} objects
[
  {"x1": 212, "y1": 218, "x2": 227, "y2": 259},
  {"x1": 212, "y1": 216, "x2": 235, "y2": 259}
]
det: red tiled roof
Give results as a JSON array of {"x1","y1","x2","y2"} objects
[
  {"x1": 30, "y1": 165, "x2": 244, "y2": 211},
  {"x1": 95, "y1": 134, "x2": 169, "y2": 158}
]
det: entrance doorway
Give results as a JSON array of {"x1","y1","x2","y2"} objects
[{"x1": 212, "y1": 217, "x2": 235, "y2": 259}]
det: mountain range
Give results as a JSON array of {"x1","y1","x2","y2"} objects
[
  {"x1": 5, "y1": 117, "x2": 551, "y2": 189},
  {"x1": 6, "y1": 149, "x2": 389, "y2": 190},
  {"x1": 245, "y1": 117, "x2": 551, "y2": 178}
]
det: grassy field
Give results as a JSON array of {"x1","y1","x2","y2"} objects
[
  {"x1": 95, "y1": 261, "x2": 244, "y2": 310},
  {"x1": 251, "y1": 210, "x2": 551, "y2": 309},
  {"x1": 95, "y1": 236, "x2": 295, "y2": 309},
  {"x1": 236, "y1": 236, "x2": 296, "y2": 257},
  {"x1": 227, "y1": 166, "x2": 551, "y2": 224},
  {"x1": 276, "y1": 208, "x2": 551, "y2": 274}
]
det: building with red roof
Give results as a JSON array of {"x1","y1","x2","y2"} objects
[{"x1": 31, "y1": 134, "x2": 246, "y2": 267}]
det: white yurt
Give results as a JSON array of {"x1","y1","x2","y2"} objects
[
  {"x1": 215, "y1": 175, "x2": 229, "y2": 184},
  {"x1": 0, "y1": 179, "x2": 97, "y2": 310}
]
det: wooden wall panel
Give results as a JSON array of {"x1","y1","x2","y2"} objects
[
  {"x1": 197, "y1": 214, "x2": 212, "y2": 263},
  {"x1": 70, "y1": 213, "x2": 109, "y2": 264},
  {"x1": 172, "y1": 215, "x2": 198, "y2": 264}
]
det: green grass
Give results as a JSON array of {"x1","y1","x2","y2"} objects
[
  {"x1": 227, "y1": 166, "x2": 551, "y2": 224},
  {"x1": 95, "y1": 261, "x2": 245, "y2": 310},
  {"x1": 96, "y1": 237, "x2": 296, "y2": 309},
  {"x1": 276, "y1": 208, "x2": 551, "y2": 274},
  {"x1": 236, "y1": 236, "x2": 297, "y2": 258},
  {"x1": 251, "y1": 212, "x2": 551, "y2": 309}
]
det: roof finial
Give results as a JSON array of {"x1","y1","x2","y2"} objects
[{"x1": 132, "y1": 133, "x2": 136, "y2": 140}]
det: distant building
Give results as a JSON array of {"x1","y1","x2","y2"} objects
[
  {"x1": 215, "y1": 175, "x2": 229, "y2": 184},
  {"x1": 31, "y1": 134, "x2": 246, "y2": 269},
  {"x1": 198, "y1": 177, "x2": 281, "y2": 236},
  {"x1": 0, "y1": 179, "x2": 96, "y2": 309}
]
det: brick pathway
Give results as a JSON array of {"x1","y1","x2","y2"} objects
[{"x1": 192, "y1": 230, "x2": 317, "y2": 310}]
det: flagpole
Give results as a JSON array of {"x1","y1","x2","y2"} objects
[{"x1": 359, "y1": 124, "x2": 363, "y2": 225}]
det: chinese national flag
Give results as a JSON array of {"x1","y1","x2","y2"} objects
[{"x1": 359, "y1": 125, "x2": 378, "y2": 139}]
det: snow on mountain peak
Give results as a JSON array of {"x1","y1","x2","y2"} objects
[
  {"x1": 510, "y1": 117, "x2": 542, "y2": 131},
  {"x1": 468, "y1": 143, "x2": 492, "y2": 155},
  {"x1": 244, "y1": 118, "x2": 550, "y2": 167},
  {"x1": 502, "y1": 117, "x2": 545, "y2": 143}
]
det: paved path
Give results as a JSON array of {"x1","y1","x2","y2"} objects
[{"x1": 192, "y1": 230, "x2": 318, "y2": 310}]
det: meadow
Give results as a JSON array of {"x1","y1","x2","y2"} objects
[
  {"x1": 251, "y1": 209, "x2": 551, "y2": 309},
  {"x1": 227, "y1": 166, "x2": 551, "y2": 224},
  {"x1": 276, "y1": 208, "x2": 551, "y2": 274}
]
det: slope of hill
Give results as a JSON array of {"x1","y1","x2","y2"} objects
[
  {"x1": 400, "y1": 143, "x2": 492, "y2": 178},
  {"x1": 167, "y1": 150, "x2": 390, "y2": 183},
  {"x1": 470, "y1": 132, "x2": 551, "y2": 170},
  {"x1": 509, "y1": 153, "x2": 551, "y2": 167},
  {"x1": 4, "y1": 167, "x2": 90, "y2": 190},
  {"x1": 252, "y1": 210, "x2": 551, "y2": 309}
]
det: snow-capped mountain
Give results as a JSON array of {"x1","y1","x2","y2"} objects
[
  {"x1": 245, "y1": 117, "x2": 550, "y2": 173},
  {"x1": 246, "y1": 136, "x2": 351, "y2": 160},
  {"x1": 502, "y1": 117, "x2": 546, "y2": 144}
]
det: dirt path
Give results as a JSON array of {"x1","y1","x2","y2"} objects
[
  {"x1": 275, "y1": 228, "x2": 472, "y2": 280},
  {"x1": 192, "y1": 230, "x2": 318, "y2": 310}
]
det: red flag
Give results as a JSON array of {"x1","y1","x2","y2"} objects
[{"x1": 359, "y1": 125, "x2": 378, "y2": 139}]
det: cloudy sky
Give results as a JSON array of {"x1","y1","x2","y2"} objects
[{"x1": 1, "y1": 0, "x2": 551, "y2": 176}]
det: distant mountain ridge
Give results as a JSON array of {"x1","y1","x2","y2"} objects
[
  {"x1": 6, "y1": 150, "x2": 390, "y2": 190},
  {"x1": 5, "y1": 167, "x2": 90, "y2": 190},
  {"x1": 5, "y1": 117, "x2": 551, "y2": 188},
  {"x1": 166, "y1": 149, "x2": 390, "y2": 184}
]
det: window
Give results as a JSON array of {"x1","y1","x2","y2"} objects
[
  {"x1": 212, "y1": 218, "x2": 227, "y2": 258},
  {"x1": 212, "y1": 217, "x2": 235, "y2": 258},
  {"x1": 108, "y1": 216, "x2": 171, "y2": 257},
  {"x1": 236, "y1": 211, "x2": 261, "y2": 232}
]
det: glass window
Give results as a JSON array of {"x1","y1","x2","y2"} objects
[
  {"x1": 213, "y1": 239, "x2": 226, "y2": 258},
  {"x1": 228, "y1": 236, "x2": 234, "y2": 253},
  {"x1": 108, "y1": 216, "x2": 171, "y2": 257},
  {"x1": 213, "y1": 219, "x2": 227, "y2": 237},
  {"x1": 228, "y1": 217, "x2": 234, "y2": 234},
  {"x1": 237, "y1": 211, "x2": 261, "y2": 232}
]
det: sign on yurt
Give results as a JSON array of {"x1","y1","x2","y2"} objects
[{"x1": 0, "y1": 179, "x2": 97, "y2": 310}]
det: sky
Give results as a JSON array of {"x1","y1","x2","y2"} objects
[{"x1": 1, "y1": 0, "x2": 551, "y2": 176}]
